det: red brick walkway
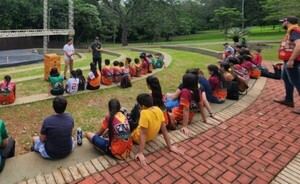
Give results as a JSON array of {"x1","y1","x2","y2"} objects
[{"x1": 78, "y1": 77, "x2": 300, "y2": 184}]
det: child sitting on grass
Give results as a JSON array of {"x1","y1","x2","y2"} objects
[
  {"x1": 76, "y1": 69, "x2": 86, "y2": 91},
  {"x1": 133, "y1": 58, "x2": 142, "y2": 77},
  {"x1": 86, "y1": 63, "x2": 101, "y2": 90},
  {"x1": 0, "y1": 75, "x2": 16, "y2": 105},
  {"x1": 112, "y1": 60, "x2": 122, "y2": 83},
  {"x1": 65, "y1": 70, "x2": 79, "y2": 94},
  {"x1": 101, "y1": 59, "x2": 113, "y2": 85}
]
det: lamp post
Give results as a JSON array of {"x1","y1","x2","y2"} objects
[{"x1": 48, "y1": 8, "x2": 52, "y2": 42}]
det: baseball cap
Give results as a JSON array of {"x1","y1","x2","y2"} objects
[
  {"x1": 279, "y1": 16, "x2": 298, "y2": 24},
  {"x1": 95, "y1": 36, "x2": 99, "y2": 40}
]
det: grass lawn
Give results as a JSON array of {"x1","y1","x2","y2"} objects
[{"x1": 0, "y1": 48, "x2": 217, "y2": 155}]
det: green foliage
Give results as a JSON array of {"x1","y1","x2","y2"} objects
[
  {"x1": 213, "y1": 7, "x2": 243, "y2": 33},
  {"x1": 226, "y1": 27, "x2": 249, "y2": 43}
]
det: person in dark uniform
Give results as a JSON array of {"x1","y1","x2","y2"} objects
[{"x1": 89, "y1": 36, "x2": 103, "y2": 71}]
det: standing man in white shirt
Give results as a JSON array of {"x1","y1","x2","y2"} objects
[{"x1": 63, "y1": 38, "x2": 75, "y2": 80}]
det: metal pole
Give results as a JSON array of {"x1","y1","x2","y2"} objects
[
  {"x1": 242, "y1": 0, "x2": 245, "y2": 29},
  {"x1": 48, "y1": 8, "x2": 52, "y2": 42},
  {"x1": 43, "y1": 0, "x2": 48, "y2": 54}
]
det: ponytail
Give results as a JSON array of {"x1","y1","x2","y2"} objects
[
  {"x1": 90, "y1": 63, "x2": 98, "y2": 78},
  {"x1": 4, "y1": 75, "x2": 11, "y2": 88},
  {"x1": 146, "y1": 76, "x2": 164, "y2": 108},
  {"x1": 108, "y1": 99, "x2": 121, "y2": 148}
]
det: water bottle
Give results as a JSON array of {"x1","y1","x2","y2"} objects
[{"x1": 77, "y1": 127, "x2": 82, "y2": 146}]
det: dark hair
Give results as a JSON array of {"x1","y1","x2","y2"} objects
[
  {"x1": 242, "y1": 55, "x2": 252, "y2": 62},
  {"x1": 186, "y1": 68, "x2": 199, "y2": 76},
  {"x1": 236, "y1": 56, "x2": 244, "y2": 64},
  {"x1": 76, "y1": 69, "x2": 83, "y2": 77},
  {"x1": 225, "y1": 56, "x2": 239, "y2": 65},
  {"x1": 4, "y1": 75, "x2": 11, "y2": 88},
  {"x1": 67, "y1": 38, "x2": 73, "y2": 43},
  {"x1": 70, "y1": 70, "x2": 77, "y2": 79},
  {"x1": 134, "y1": 58, "x2": 140, "y2": 64},
  {"x1": 147, "y1": 54, "x2": 153, "y2": 58},
  {"x1": 182, "y1": 73, "x2": 200, "y2": 105},
  {"x1": 126, "y1": 57, "x2": 132, "y2": 63},
  {"x1": 113, "y1": 60, "x2": 119, "y2": 66},
  {"x1": 105, "y1": 59, "x2": 110, "y2": 65},
  {"x1": 108, "y1": 99, "x2": 121, "y2": 148},
  {"x1": 90, "y1": 62, "x2": 98, "y2": 78},
  {"x1": 119, "y1": 62, "x2": 124, "y2": 67},
  {"x1": 238, "y1": 48, "x2": 250, "y2": 56},
  {"x1": 146, "y1": 76, "x2": 164, "y2": 108},
  {"x1": 254, "y1": 48, "x2": 261, "y2": 53},
  {"x1": 53, "y1": 96, "x2": 67, "y2": 114},
  {"x1": 198, "y1": 70, "x2": 204, "y2": 76},
  {"x1": 220, "y1": 62, "x2": 231, "y2": 72},
  {"x1": 137, "y1": 93, "x2": 153, "y2": 108},
  {"x1": 208, "y1": 64, "x2": 224, "y2": 84},
  {"x1": 140, "y1": 52, "x2": 146, "y2": 59},
  {"x1": 50, "y1": 67, "x2": 60, "y2": 77}
]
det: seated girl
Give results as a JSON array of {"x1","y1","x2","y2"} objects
[
  {"x1": 125, "y1": 57, "x2": 135, "y2": 77},
  {"x1": 140, "y1": 53, "x2": 149, "y2": 75},
  {"x1": 48, "y1": 67, "x2": 64, "y2": 96},
  {"x1": 207, "y1": 64, "x2": 227, "y2": 102},
  {"x1": 76, "y1": 69, "x2": 86, "y2": 91},
  {"x1": 65, "y1": 70, "x2": 79, "y2": 94},
  {"x1": 101, "y1": 59, "x2": 113, "y2": 85},
  {"x1": 86, "y1": 62, "x2": 101, "y2": 90},
  {"x1": 0, "y1": 75, "x2": 16, "y2": 105},
  {"x1": 146, "y1": 76, "x2": 169, "y2": 127},
  {"x1": 119, "y1": 61, "x2": 131, "y2": 80},
  {"x1": 169, "y1": 73, "x2": 206, "y2": 136},
  {"x1": 86, "y1": 99, "x2": 133, "y2": 160},
  {"x1": 220, "y1": 62, "x2": 239, "y2": 100}
]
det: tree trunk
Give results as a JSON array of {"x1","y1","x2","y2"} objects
[{"x1": 121, "y1": 24, "x2": 128, "y2": 46}]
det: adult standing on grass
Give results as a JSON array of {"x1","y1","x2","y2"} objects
[
  {"x1": 89, "y1": 36, "x2": 103, "y2": 71},
  {"x1": 63, "y1": 38, "x2": 75, "y2": 80},
  {"x1": 274, "y1": 16, "x2": 300, "y2": 114}
]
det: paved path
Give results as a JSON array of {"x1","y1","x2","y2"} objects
[{"x1": 74, "y1": 65, "x2": 299, "y2": 183}]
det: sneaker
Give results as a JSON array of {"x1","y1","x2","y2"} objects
[{"x1": 273, "y1": 98, "x2": 294, "y2": 108}]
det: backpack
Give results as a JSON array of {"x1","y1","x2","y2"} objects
[
  {"x1": 226, "y1": 81, "x2": 239, "y2": 100},
  {"x1": 235, "y1": 75, "x2": 248, "y2": 93},
  {"x1": 105, "y1": 114, "x2": 132, "y2": 160},
  {"x1": 120, "y1": 75, "x2": 132, "y2": 88},
  {"x1": 233, "y1": 67, "x2": 250, "y2": 84},
  {"x1": 135, "y1": 65, "x2": 142, "y2": 77}
]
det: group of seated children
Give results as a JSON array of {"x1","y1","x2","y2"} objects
[
  {"x1": 208, "y1": 43, "x2": 283, "y2": 101},
  {"x1": 0, "y1": 75, "x2": 16, "y2": 105},
  {"x1": 101, "y1": 52, "x2": 165, "y2": 87},
  {"x1": 48, "y1": 62, "x2": 101, "y2": 96}
]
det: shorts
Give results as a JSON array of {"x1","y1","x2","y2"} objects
[
  {"x1": 33, "y1": 137, "x2": 75, "y2": 159},
  {"x1": 33, "y1": 137, "x2": 51, "y2": 159},
  {"x1": 91, "y1": 135, "x2": 111, "y2": 155}
]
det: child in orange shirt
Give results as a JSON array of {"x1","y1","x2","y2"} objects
[
  {"x1": 112, "y1": 61, "x2": 122, "y2": 83},
  {"x1": 101, "y1": 59, "x2": 113, "y2": 85},
  {"x1": 133, "y1": 58, "x2": 142, "y2": 77}
]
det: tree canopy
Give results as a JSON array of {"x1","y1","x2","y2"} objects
[{"x1": 0, "y1": 0, "x2": 299, "y2": 45}]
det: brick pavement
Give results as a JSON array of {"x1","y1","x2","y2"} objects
[{"x1": 75, "y1": 73, "x2": 299, "y2": 183}]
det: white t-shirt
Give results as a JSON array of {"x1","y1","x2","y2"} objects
[
  {"x1": 88, "y1": 71, "x2": 96, "y2": 80},
  {"x1": 66, "y1": 78, "x2": 79, "y2": 94},
  {"x1": 63, "y1": 44, "x2": 75, "y2": 61}
]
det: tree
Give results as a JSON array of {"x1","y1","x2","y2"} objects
[{"x1": 213, "y1": 7, "x2": 243, "y2": 33}]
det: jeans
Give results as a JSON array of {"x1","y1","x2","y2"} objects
[{"x1": 282, "y1": 61, "x2": 300, "y2": 102}]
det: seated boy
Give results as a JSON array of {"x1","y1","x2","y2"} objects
[
  {"x1": 0, "y1": 119, "x2": 15, "y2": 173},
  {"x1": 133, "y1": 58, "x2": 142, "y2": 77},
  {"x1": 131, "y1": 93, "x2": 184, "y2": 165},
  {"x1": 112, "y1": 60, "x2": 122, "y2": 83},
  {"x1": 32, "y1": 96, "x2": 74, "y2": 159},
  {"x1": 101, "y1": 59, "x2": 113, "y2": 85}
]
